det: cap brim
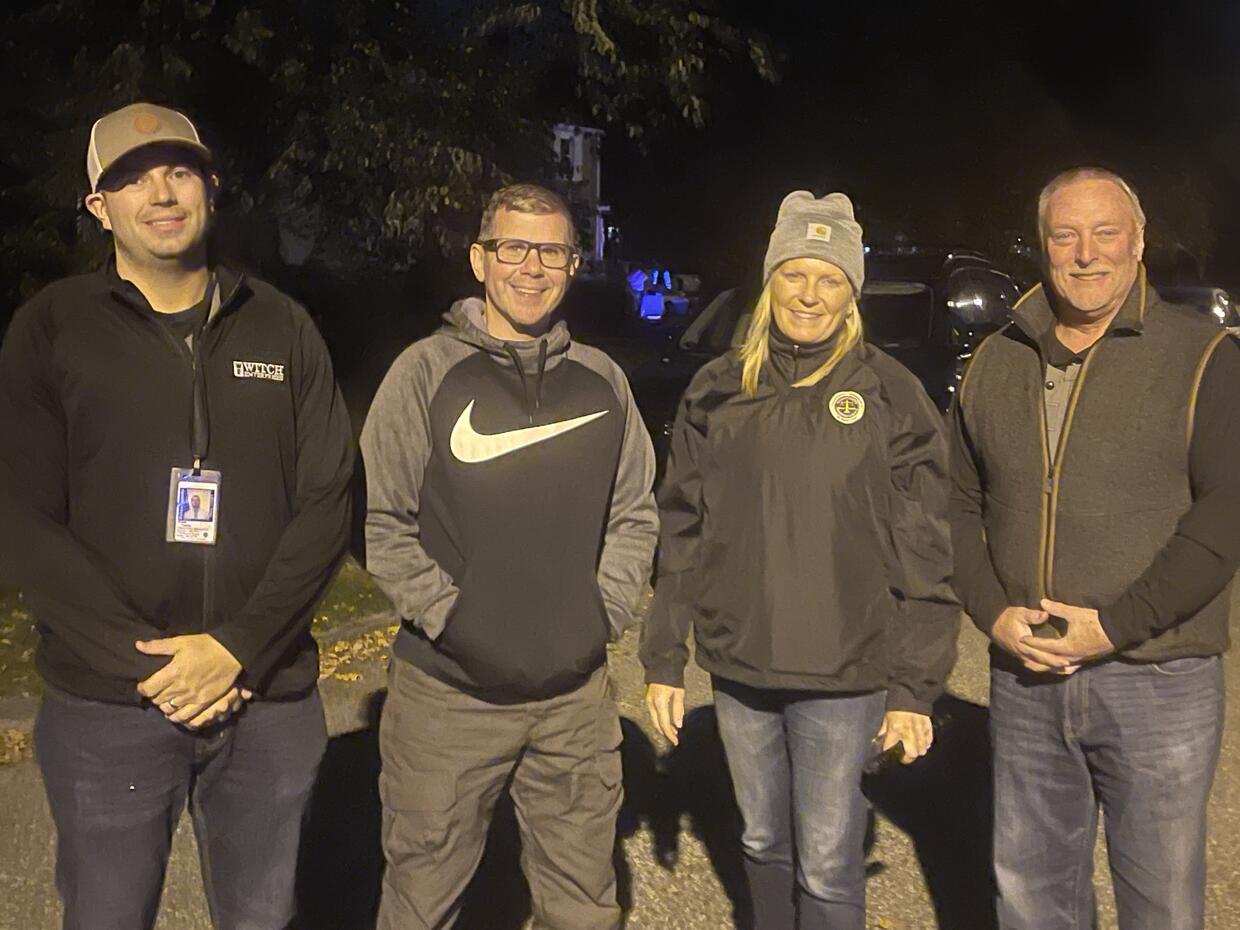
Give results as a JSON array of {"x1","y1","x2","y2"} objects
[{"x1": 93, "y1": 139, "x2": 214, "y2": 191}]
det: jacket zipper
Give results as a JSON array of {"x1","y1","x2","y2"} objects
[
  {"x1": 1036, "y1": 398, "x2": 1051, "y2": 601},
  {"x1": 191, "y1": 283, "x2": 236, "y2": 634},
  {"x1": 1037, "y1": 346, "x2": 1099, "y2": 600},
  {"x1": 141, "y1": 320, "x2": 213, "y2": 632},
  {"x1": 141, "y1": 281, "x2": 238, "y2": 634}
]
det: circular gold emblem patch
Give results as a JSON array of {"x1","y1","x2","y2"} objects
[
  {"x1": 133, "y1": 113, "x2": 161, "y2": 134},
  {"x1": 829, "y1": 391, "x2": 865, "y2": 424}
]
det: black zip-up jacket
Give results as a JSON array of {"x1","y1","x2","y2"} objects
[
  {"x1": 640, "y1": 334, "x2": 959, "y2": 715},
  {"x1": 361, "y1": 299, "x2": 657, "y2": 703},
  {"x1": 0, "y1": 264, "x2": 354, "y2": 703},
  {"x1": 949, "y1": 269, "x2": 1240, "y2": 662}
]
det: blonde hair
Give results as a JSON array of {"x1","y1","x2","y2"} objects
[{"x1": 737, "y1": 283, "x2": 863, "y2": 396}]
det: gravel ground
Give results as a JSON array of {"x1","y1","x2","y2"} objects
[
  {"x1": 3, "y1": 590, "x2": 1239, "y2": 929},
  {"x1": 603, "y1": 590, "x2": 1240, "y2": 930}
]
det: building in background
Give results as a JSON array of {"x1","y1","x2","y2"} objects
[{"x1": 553, "y1": 123, "x2": 614, "y2": 268}]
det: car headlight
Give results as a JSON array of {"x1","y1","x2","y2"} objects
[{"x1": 1212, "y1": 290, "x2": 1231, "y2": 322}]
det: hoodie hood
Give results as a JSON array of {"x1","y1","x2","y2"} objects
[
  {"x1": 442, "y1": 296, "x2": 573, "y2": 420},
  {"x1": 442, "y1": 297, "x2": 572, "y2": 371}
]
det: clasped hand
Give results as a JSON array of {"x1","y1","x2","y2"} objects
[
  {"x1": 992, "y1": 600, "x2": 1115, "y2": 675},
  {"x1": 135, "y1": 633, "x2": 250, "y2": 730}
]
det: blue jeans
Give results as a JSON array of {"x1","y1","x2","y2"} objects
[
  {"x1": 712, "y1": 677, "x2": 886, "y2": 930},
  {"x1": 990, "y1": 657, "x2": 1225, "y2": 930},
  {"x1": 34, "y1": 684, "x2": 327, "y2": 930}
]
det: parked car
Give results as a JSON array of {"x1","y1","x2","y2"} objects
[
  {"x1": 629, "y1": 247, "x2": 1022, "y2": 473},
  {"x1": 557, "y1": 276, "x2": 685, "y2": 377},
  {"x1": 1154, "y1": 284, "x2": 1240, "y2": 335}
]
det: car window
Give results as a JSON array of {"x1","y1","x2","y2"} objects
[
  {"x1": 860, "y1": 282, "x2": 933, "y2": 348},
  {"x1": 682, "y1": 286, "x2": 757, "y2": 354}
]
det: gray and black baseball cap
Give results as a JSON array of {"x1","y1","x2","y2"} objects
[{"x1": 86, "y1": 103, "x2": 212, "y2": 192}]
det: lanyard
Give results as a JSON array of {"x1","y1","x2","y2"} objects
[{"x1": 190, "y1": 277, "x2": 219, "y2": 474}]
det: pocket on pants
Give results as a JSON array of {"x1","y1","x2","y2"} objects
[
  {"x1": 593, "y1": 698, "x2": 624, "y2": 789},
  {"x1": 1150, "y1": 655, "x2": 1219, "y2": 676},
  {"x1": 379, "y1": 771, "x2": 456, "y2": 854}
]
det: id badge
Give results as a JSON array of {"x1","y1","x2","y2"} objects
[{"x1": 166, "y1": 467, "x2": 222, "y2": 545}]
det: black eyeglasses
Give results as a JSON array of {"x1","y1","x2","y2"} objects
[{"x1": 477, "y1": 238, "x2": 578, "y2": 270}]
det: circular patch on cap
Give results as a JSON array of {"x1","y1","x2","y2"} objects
[
  {"x1": 829, "y1": 391, "x2": 865, "y2": 424},
  {"x1": 133, "y1": 113, "x2": 161, "y2": 134}
]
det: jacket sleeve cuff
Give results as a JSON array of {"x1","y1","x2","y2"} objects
[
  {"x1": 884, "y1": 685, "x2": 933, "y2": 716},
  {"x1": 967, "y1": 590, "x2": 1009, "y2": 638},
  {"x1": 1097, "y1": 598, "x2": 1148, "y2": 653},
  {"x1": 209, "y1": 622, "x2": 262, "y2": 679},
  {"x1": 643, "y1": 660, "x2": 687, "y2": 689},
  {"x1": 415, "y1": 588, "x2": 459, "y2": 641}
]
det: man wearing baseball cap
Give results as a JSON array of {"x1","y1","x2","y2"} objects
[{"x1": 0, "y1": 102, "x2": 354, "y2": 928}]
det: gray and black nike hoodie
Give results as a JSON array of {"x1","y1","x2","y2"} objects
[{"x1": 361, "y1": 298, "x2": 658, "y2": 702}]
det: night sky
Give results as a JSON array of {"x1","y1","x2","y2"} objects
[
  {"x1": 604, "y1": 0, "x2": 1240, "y2": 289},
  {"x1": 2, "y1": 0, "x2": 1238, "y2": 311}
]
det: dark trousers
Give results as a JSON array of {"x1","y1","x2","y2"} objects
[
  {"x1": 991, "y1": 657, "x2": 1225, "y2": 930},
  {"x1": 34, "y1": 684, "x2": 327, "y2": 930},
  {"x1": 377, "y1": 660, "x2": 623, "y2": 930}
]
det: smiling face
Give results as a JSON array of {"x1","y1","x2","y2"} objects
[
  {"x1": 84, "y1": 144, "x2": 215, "y2": 268},
  {"x1": 768, "y1": 257, "x2": 854, "y2": 344},
  {"x1": 468, "y1": 207, "x2": 576, "y2": 340},
  {"x1": 1043, "y1": 178, "x2": 1144, "y2": 322}
]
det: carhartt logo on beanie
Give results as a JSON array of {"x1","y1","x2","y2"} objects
[{"x1": 762, "y1": 191, "x2": 865, "y2": 293}]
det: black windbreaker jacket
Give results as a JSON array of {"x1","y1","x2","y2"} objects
[
  {"x1": 640, "y1": 338, "x2": 959, "y2": 714},
  {"x1": 0, "y1": 264, "x2": 354, "y2": 703}
]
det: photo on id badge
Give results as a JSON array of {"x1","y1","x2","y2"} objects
[{"x1": 167, "y1": 467, "x2": 222, "y2": 545}]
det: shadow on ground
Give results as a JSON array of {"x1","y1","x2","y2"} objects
[
  {"x1": 293, "y1": 695, "x2": 745, "y2": 930},
  {"x1": 294, "y1": 692, "x2": 994, "y2": 930},
  {"x1": 864, "y1": 695, "x2": 997, "y2": 930}
]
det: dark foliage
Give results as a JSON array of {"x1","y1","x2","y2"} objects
[{"x1": 0, "y1": 0, "x2": 773, "y2": 312}]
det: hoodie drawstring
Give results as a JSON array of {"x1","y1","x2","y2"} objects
[
  {"x1": 535, "y1": 338, "x2": 548, "y2": 411},
  {"x1": 503, "y1": 343, "x2": 535, "y2": 424}
]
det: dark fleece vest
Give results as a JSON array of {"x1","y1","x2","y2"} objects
[{"x1": 958, "y1": 273, "x2": 1231, "y2": 663}]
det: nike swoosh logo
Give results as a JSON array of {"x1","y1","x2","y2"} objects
[{"x1": 450, "y1": 400, "x2": 609, "y2": 463}]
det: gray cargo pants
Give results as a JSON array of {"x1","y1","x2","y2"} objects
[{"x1": 376, "y1": 659, "x2": 623, "y2": 930}]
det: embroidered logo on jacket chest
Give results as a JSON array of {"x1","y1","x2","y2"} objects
[
  {"x1": 232, "y1": 360, "x2": 286, "y2": 382},
  {"x1": 829, "y1": 391, "x2": 865, "y2": 424}
]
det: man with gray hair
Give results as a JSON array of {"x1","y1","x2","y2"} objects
[{"x1": 949, "y1": 166, "x2": 1240, "y2": 929}]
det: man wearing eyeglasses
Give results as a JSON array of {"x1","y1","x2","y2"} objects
[{"x1": 362, "y1": 183, "x2": 657, "y2": 929}]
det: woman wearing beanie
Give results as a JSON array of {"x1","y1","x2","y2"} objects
[{"x1": 640, "y1": 191, "x2": 958, "y2": 929}]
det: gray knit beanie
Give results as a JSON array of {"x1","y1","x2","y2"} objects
[{"x1": 762, "y1": 191, "x2": 865, "y2": 293}]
